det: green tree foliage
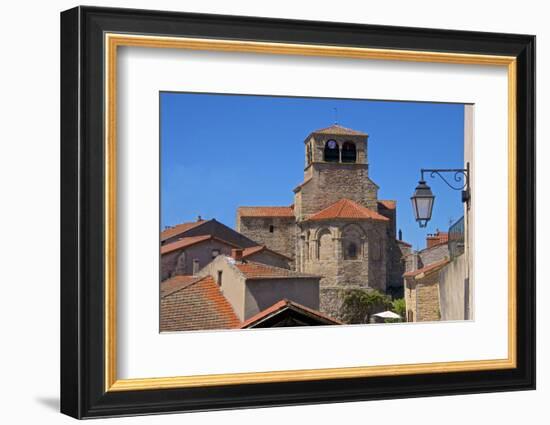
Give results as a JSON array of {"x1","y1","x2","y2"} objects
[
  {"x1": 391, "y1": 298, "x2": 406, "y2": 318},
  {"x1": 341, "y1": 289, "x2": 392, "y2": 324}
]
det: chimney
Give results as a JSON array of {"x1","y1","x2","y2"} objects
[
  {"x1": 426, "y1": 233, "x2": 438, "y2": 249},
  {"x1": 192, "y1": 259, "x2": 200, "y2": 275},
  {"x1": 232, "y1": 248, "x2": 243, "y2": 261},
  {"x1": 398, "y1": 229, "x2": 403, "y2": 241}
]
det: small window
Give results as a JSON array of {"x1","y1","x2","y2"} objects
[
  {"x1": 323, "y1": 139, "x2": 339, "y2": 162},
  {"x1": 217, "y1": 270, "x2": 223, "y2": 286},
  {"x1": 342, "y1": 141, "x2": 356, "y2": 163},
  {"x1": 269, "y1": 225, "x2": 274, "y2": 233},
  {"x1": 212, "y1": 249, "x2": 220, "y2": 259},
  {"x1": 345, "y1": 242, "x2": 358, "y2": 260}
]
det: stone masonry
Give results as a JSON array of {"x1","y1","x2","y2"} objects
[{"x1": 236, "y1": 124, "x2": 406, "y2": 322}]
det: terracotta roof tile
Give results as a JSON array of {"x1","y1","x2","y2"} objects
[
  {"x1": 312, "y1": 124, "x2": 367, "y2": 136},
  {"x1": 378, "y1": 200, "x2": 396, "y2": 210},
  {"x1": 161, "y1": 220, "x2": 207, "y2": 242},
  {"x1": 240, "y1": 299, "x2": 342, "y2": 328},
  {"x1": 236, "y1": 262, "x2": 320, "y2": 280},
  {"x1": 426, "y1": 231, "x2": 449, "y2": 248},
  {"x1": 241, "y1": 245, "x2": 293, "y2": 261},
  {"x1": 307, "y1": 199, "x2": 389, "y2": 222},
  {"x1": 237, "y1": 206, "x2": 294, "y2": 218},
  {"x1": 160, "y1": 276, "x2": 240, "y2": 332},
  {"x1": 161, "y1": 235, "x2": 239, "y2": 255},
  {"x1": 403, "y1": 258, "x2": 450, "y2": 278},
  {"x1": 160, "y1": 275, "x2": 202, "y2": 298}
]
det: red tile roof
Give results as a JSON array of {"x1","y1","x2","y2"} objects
[
  {"x1": 306, "y1": 199, "x2": 389, "y2": 222},
  {"x1": 241, "y1": 245, "x2": 293, "y2": 261},
  {"x1": 312, "y1": 124, "x2": 367, "y2": 136},
  {"x1": 239, "y1": 299, "x2": 342, "y2": 328},
  {"x1": 378, "y1": 200, "x2": 396, "y2": 210},
  {"x1": 160, "y1": 276, "x2": 240, "y2": 332},
  {"x1": 235, "y1": 262, "x2": 319, "y2": 280},
  {"x1": 161, "y1": 220, "x2": 207, "y2": 242},
  {"x1": 403, "y1": 258, "x2": 450, "y2": 278},
  {"x1": 397, "y1": 239, "x2": 412, "y2": 247},
  {"x1": 160, "y1": 275, "x2": 202, "y2": 298},
  {"x1": 426, "y1": 231, "x2": 449, "y2": 248},
  {"x1": 160, "y1": 235, "x2": 239, "y2": 255},
  {"x1": 237, "y1": 206, "x2": 295, "y2": 218}
]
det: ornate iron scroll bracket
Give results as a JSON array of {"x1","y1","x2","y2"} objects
[{"x1": 421, "y1": 162, "x2": 471, "y2": 205}]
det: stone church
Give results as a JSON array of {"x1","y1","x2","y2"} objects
[{"x1": 237, "y1": 124, "x2": 408, "y2": 320}]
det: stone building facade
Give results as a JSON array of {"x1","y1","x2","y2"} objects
[{"x1": 236, "y1": 124, "x2": 406, "y2": 321}]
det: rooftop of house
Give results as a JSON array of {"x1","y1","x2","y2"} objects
[
  {"x1": 235, "y1": 261, "x2": 320, "y2": 280},
  {"x1": 160, "y1": 219, "x2": 208, "y2": 242},
  {"x1": 239, "y1": 299, "x2": 343, "y2": 328},
  {"x1": 240, "y1": 245, "x2": 293, "y2": 261},
  {"x1": 306, "y1": 198, "x2": 389, "y2": 222},
  {"x1": 403, "y1": 258, "x2": 450, "y2": 279},
  {"x1": 237, "y1": 205, "x2": 295, "y2": 218},
  {"x1": 160, "y1": 275, "x2": 241, "y2": 332},
  {"x1": 160, "y1": 234, "x2": 240, "y2": 255},
  {"x1": 160, "y1": 274, "x2": 202, "y2": 298}
]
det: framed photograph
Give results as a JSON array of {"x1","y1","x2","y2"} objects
[{"x1": 60, "y1": 6, "x2": 535, "y2": 419}]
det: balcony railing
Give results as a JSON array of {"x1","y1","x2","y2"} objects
[{"x1": 448, "y1": 216, "x2": 465, "y2": 259}]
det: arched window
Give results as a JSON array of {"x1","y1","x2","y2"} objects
[
  {"x1": 342, "y1": 224, "x2": 364, "y2": 260},
  {"x1": 341, "y1": 141, "x2": 356, "y2": 163},
  {"x1": 323, "y1": 139, "x2": 339, "y2": 162},
  {"x1": 346, "y1": 242, "x2": 358, "y2": 260},
  {"x1": 306, "y1": 143, "x2": 312, "y2": 165},
  {"x1": 318, "y1": 229, "x2": 333, "y2": 260}
]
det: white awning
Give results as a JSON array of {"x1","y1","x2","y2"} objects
[{"x1": 372, "y1": 310, "x2": 402, "y2": 319}]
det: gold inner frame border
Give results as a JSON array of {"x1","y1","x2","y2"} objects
[{"x1": 104, "y1": 33, "x2": 517, "y2": 392}]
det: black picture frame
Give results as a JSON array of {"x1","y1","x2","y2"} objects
[{"x1": 60, "y1": 5, "x2": 535, "y2": 419}]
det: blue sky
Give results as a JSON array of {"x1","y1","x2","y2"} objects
[{"x1": 160, "y1": 92, "x2": 464, "y2": 250}]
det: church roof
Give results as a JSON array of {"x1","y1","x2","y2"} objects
[
  {"x1": 306, "y1": 199, "x2": 389, "y2": 222},
  {"x1": 160, "y1": 234, "x2": 239, "y2": 255},
  {"x1": 312, "y1": 124, "x2": 368, "y2": 136},
  {"x1": 239, "y1": 299, "x2": 342, "y2": 328},
  {"x1": 161, "y1": 219, "x2": 207, "y2": 242},
  {"x1": 237, "y1": 205, "x2": 294, "y2": 218},
  {"x1": 160, "y1": 275, "x2": 240, "y2": 332},
  {"x1": 235, "y1": 261, "x2": 320, "y2": 280}
]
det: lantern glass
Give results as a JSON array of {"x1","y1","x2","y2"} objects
[{"x1": 411, "y1": 180, "x2": 435, "y2": 227}]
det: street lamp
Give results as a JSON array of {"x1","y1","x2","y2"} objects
[
  {"x1": 411, "y1": 162, "x2": 470, "y2": 228},
  {"x1": 411, "y1": 180, "x2": 435, "y2": 228}
]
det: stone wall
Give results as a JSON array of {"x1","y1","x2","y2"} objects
[
  {"x1": 299, "y1": 220, "x2": 388, "y2": 319},
  {"x1": 294, "y1": 163, "x2": 379, "y2": 219},
  {"x1": 405, "y1": 272, "x2": 441, "y2": 322},
  {"x1": 237, "y1": 216, "x2": 296, "y2": 261}
]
